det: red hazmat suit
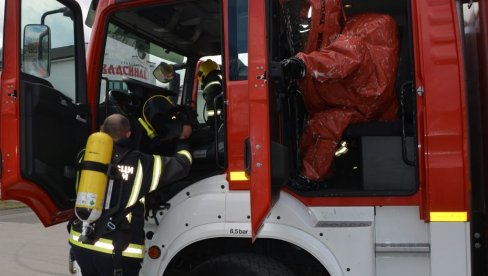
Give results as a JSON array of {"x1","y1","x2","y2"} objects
[{"x1": 293, "y1": 0, "x2": 400, "y2": 181}]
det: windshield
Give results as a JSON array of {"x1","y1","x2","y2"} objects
[{"x1": 100, "y1": 22, "x2": 187, "y2": 100}]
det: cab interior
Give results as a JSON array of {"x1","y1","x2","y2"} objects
[
  {"x1": 97, "y1": 0, "x2": 226, "y2": 203},
  {"x1": 98, "y1": 0, "x2": 418, "y2": 201},
  {"x1": 268, "y1": 0, "x2": 418, "y2": 196}
]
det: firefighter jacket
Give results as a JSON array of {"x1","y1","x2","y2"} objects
[
  {"x1": 201, "y1": 70, "x2": 223, "y2": 129},
  {"x1": 69, "y1": 137, "x2": 192, "y2": 259},
  {"x1": 293, "y1": 0, "x2": 400, "y2": 181}
]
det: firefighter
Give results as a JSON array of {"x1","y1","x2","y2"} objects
[
  {"x1": 69, "y1": 113, "x2": 192, "y2": 276},
  {"x1": 281, "y1": 0, "x2": 400, "y2": 182},
  {"x1": 198, "y1": 59, "x2": 223, "y2": 129}
]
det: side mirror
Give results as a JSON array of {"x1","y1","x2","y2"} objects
[
  {"x1": 23, "y1": 24, "x2": 51, "y2": 78},
  {"x1": 153, "y1": 62, "x2": 175, "y2": 83}
]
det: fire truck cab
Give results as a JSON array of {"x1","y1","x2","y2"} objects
[{"x1": 1, "y1": 0, "x2": 487, "y2": 275}]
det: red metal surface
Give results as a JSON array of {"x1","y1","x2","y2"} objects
[
  {"x1": 286, "y1": 188, "x2": 422, "y2": 208},
  {"x1": 86, "y1": 0, "x2": 114, "y2": 128},
  {"x1": 225, "y1": 81, "x2": 250, "y2": 190},
  {"x1": 0, "y1": 0, "x2": 21, "y2": 195},
  {"x1": 412, "y1": 0, "x2": 469, "y2": 220},
  {"x1": 221, "y1": 0, "x2": 249, "y2": 190},
  {"x1": 247, "y1": 0, "x2": 272, "y2": 240}
]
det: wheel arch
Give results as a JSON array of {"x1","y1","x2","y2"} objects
[
  {"x1": 162, "y1": 234, "x2": 335, "y2": 276},
  {"x1": 145, "y1": 222, "x2": 342, "y2": 276},
  {"x1": 142, "y1": 178, "x2": 342, "y2": 276}
]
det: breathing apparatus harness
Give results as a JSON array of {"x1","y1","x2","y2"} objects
[{"x1": 71, "y1": 146, "x2": 135, "y2": 276}]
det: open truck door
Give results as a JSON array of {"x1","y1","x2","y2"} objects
[
  {"x1": 1, "y1": 0, "x2": 88, "y2": 226},
  {"x1": 247, "y1": 0, "x2": 292, "y2": 240}
]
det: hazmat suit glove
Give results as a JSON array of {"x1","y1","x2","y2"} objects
[{"x1": 281, "y1": 57, "x2": 305, "y2": 81}]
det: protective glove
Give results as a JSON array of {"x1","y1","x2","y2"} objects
[
  {"x1": 176, "y1": 105, "x2": 196, "y2": 125},
  {"x1": 281, "y1": 57, "x2": 305, "y2": 80}
]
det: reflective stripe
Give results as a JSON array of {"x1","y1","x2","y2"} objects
[
  {"x1": 230, "y1": 171, "x2": 249, "y2": 181},
  {"x1": 206, "y1": 81, "x2": 221, "y2": 87},
  {"x1": 150, "y1": 155, "x2": 162, "y2": 192},
  {"x1": 69, "y1": 229, "x2": 144, "y2": 259},
  {"x1": 177, "y1": 150, "x2": 193, "y2": 164},
  {"x1": 126, "y1": 161, "x2": 143, "y2": 208},
  {"x1": 126, "y1": 212, "x2": 132, "y2": 223},
  {"x1": 430, "y1": 212, "x2": 468, "y2": 222}
]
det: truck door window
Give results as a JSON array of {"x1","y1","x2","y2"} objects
[
  {"x1": 228, "y1": 0, "x2": 248, "y2": 80},
  {"x1": 21, "y1": 0, "x2": 77, "y2": 101}
]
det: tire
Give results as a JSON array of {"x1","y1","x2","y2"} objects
[{"x1": 187, "y1": 253, "x2": 297, "y2": 276}]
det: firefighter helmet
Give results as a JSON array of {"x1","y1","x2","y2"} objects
[
  {"x1": 139, "y1": 95, "x2": 182, "y2": 141},
  {"x1": 198, "y1": 59, "x2": 219, "y2": 83},
  {"x1": 281, "y1": 0, "x2": 343, "y2": 54}
]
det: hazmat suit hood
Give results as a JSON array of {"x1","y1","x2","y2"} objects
[{"x1": 281, "y1": 0, "x2": 343, "y2": 55}]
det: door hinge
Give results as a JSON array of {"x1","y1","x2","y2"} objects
[{"x1": 7, "y1": 90, "x2": 17, "y2": 99}]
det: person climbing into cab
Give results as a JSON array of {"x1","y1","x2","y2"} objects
[
  {"x1": 69, "y1": 113, "x2": 192, "y2": 276},
  {"x1": 138, "y1": 95, "x2": 194, "y2": 155},
  {"x1": 197, "y1": 59, "x2": 223, "y2": 130},
  {"x1": 280, "y1": 0, "x2": 400, "y2": 183}
]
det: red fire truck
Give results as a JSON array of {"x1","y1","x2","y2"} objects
[{"x1": 1, "y1": 0, "x2": 487, "y2": 275}]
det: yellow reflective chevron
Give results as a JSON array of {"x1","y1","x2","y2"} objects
[
  {"x1": 69, "y1": 229, "x2": 144, "y2": 259},
  {"x1": 230, "y1": 171, "x2": 249, "y2": 181},
  {"x1": 150, "y1": 155, "x2": 162, "y2": 192},
  {"x1": 178, "y1": 150, "x2": 192, "y2": 164},
  {"x1": 430, "y1": 212, "x2": 468, "y2": 222},
  {"x1": 126, "y1": 161, "x2": 143, "y2": 208}
]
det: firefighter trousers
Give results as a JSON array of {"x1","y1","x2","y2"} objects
[{"x1": 71, "y1": 246, "x2": 141, "y2": 276}]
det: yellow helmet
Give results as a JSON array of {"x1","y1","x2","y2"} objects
[{"x1": 198, "y1": 59, "x2": 219, "y2": 83}]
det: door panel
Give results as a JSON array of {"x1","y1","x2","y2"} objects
[
  {"x1": 1, "y1": 0, "x2": 88, "y2": 226},
  {"x1": 247, "y1": 0, "x2": 293, "y2": 240},
  {"x1": 248, "y1": 0, "x2": 272, "y2": 240},
  {"x1": 20, "y1": 77, "x2": 90, "y2": 210}
]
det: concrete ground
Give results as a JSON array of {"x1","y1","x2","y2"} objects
[
  {"x1": 0, "y1": 200, "x2": 26, "y2": 209},
  {"x1": 0, "y1": 201, "x2": 71, "y2": 276}
]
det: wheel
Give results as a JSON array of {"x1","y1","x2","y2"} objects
[{"x1": 187, "y1": 253, "x2": 296, "y2": 276}]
